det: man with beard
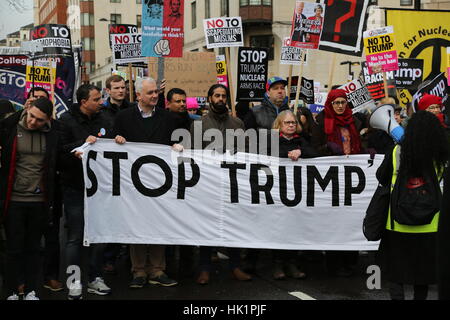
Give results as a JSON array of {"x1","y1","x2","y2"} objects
[{"x1": 190, "y1": 84, "x2": 252, "y2": 285}]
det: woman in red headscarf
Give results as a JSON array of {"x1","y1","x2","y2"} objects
[
  {"x1": 311, "y1": 89, "x2": 366, "y2": 157},
  {"x1": 417, "y1": 94, "x2": 448, "y2": 128},
  {"x1": 311, "y1": 89, "x2": 368, "y2": 277}
]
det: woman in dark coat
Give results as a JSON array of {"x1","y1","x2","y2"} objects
[
  {"x1": 311, "y1": 89, "x2": 366, "y2": 276},
  {"x1": 311, "y1": 89, "x2": 365, "y2": 156},
  {"x1": 377, "y1": 111, "x2": 449, "y2": 300},
  {"x1": 267, "y1": 110, "x2": 318, "y2": 280}
]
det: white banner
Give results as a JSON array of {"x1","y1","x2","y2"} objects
[{"x1": 82, "y1": 140, "x2": 382, "y2": 251}]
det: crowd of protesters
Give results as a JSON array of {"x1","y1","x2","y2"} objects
[{"x1": 0, "y1": 73, "x2": 449, "y2": 300}]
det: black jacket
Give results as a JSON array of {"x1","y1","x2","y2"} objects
[
  {"x1": 170, "y1": 111, "x2": 192, "y2": 131},
  {"x1": 278, "y1": 134, "x2": 319, "y2": 159},
  {"x1": 113, "y1": 105, "x2": 175, "y2": 145},
  {"x1": 0, "y1": 110, "x2": 61, "y2": 220},
  {"x1": 59, "y1": 104, "x2": 115, "y2": 190},
  {"x1": 244, "y1": 95, "x2": 289, "y2": 130},
  {"x1": 102, "y1": 97, "x2": 134, "y2": 117}
]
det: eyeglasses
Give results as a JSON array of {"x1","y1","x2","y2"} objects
[
  {"x1": 282, "y1": 120, "x2": 297, "y2": 125},
  {"x1": 332, "y1": 100, "x2": 347, "y2": 106}
]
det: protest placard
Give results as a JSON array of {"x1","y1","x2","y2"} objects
[
  {"x1": 319, "y1": 0, "x2": 370, "y2": 56},
  {"x1": 141, "y1": 0, "x2": 184, "y2": 57},
  {"x1": 339, "y1": 79, "x2": 377, "y2": 115},
  {"x1": 361, "y1": 59, "x2": 423, "y2": 101},
  {"x1": 31, "y1": 24, "x2": 73, "y2": 58},
  {"x1": 236, "y1": 47, "x2": 268, "y2": 101},
  {"x1": 25, "y1": 59, "x2": 56, "y2": 97},
  {"x1": 109, "y1": 24, "x2": 137, "y2": 48},
  {"x1": 0, "y1": 54, "x2": 77, "y2": 117},
  {"x1": 364, "y1": 26, "x2": 398, "y2": 75},
  {"x1": 299, "y1": 77, "x2": 315, "y2": 104},
  {"x1": 447, "y1": 47, "x2": 450, "y2": 86},
  {"x1": 412, "y1": 72, "x2": 448, "y2": 111},
  {"x1": 289, "y1": 1, "x2": 326, "y2": 50},
  {"x1": 280, "y1": 37, "x2": 307, "y2": 66},
  {"x1": 386, "y1": 9, "x2": 450, "y2": 106},
  {"x1": 289, "y1": 76, "x2": 314, "y2": 104},
  {"x1": 147, "y1": 52, "x2": 217, "y2": 98},
  {"x1": 111, "y1": 32, "x2": 146, "y2": 65},
  {"x1": 216, "y1": 55, "x2": 228, "y2": 87},
  {"x1": 203, "y1": 17, "x2": 244, "y2": 49}
]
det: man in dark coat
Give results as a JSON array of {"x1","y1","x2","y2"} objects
[
  {"x1": 102, "y1": 75, "x2": 133, "y2": 117},
  {"x1": 113, "y1": 77, "x2": 178, "y2": 289},
  {"x1": 244, "y1": 76, "x2": 289, "y2": 132},
  {"x1": 167, "y1": 87, "x2": 192, "y2": 131},
  {"x1": 59, "y1": 84, "x2": 114, "y2": 300},
  {"x1": 0, "y1": 98, "x2": 60, "y2": 300},
  {"x1": 191, "y1": 84, "x2": 252, "y2": 285}
]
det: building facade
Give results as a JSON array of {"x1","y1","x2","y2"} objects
[{"x1": 28, "y1": 0, "x2": 450, "y2": 90}]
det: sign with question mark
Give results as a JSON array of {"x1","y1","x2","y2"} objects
[{"x1": 319, "y1": 0, "x2": 370, "y2": 57}]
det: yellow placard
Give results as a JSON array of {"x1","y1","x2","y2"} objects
[
  {"x1": 364, "y1": 33, "x2": 396, "y2": 56},
  {"x1": 26, "y1": 65, "x2": 56, "y2": 84},
  {"x1": 216, "y1": 55, "x2": 227, "y2": 76},
  {"x1": 387, "y1": 10, "x2": 450, "y2": 106}
]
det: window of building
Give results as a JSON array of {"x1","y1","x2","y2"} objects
[
  {"x1": 241, "y1": 0, "x2": 271, "y2": 5},
  {"x1": 137, "y1": 15, "x2": 142, "y2": 28},
  {"x1": 82, "y1": 38, "x2": 95, "y2": 51},
  {"x1": 111, "y1": 14, "x2": 122, "y2": 24},
  {"x1": 110, "y1": 0, "x2": 121, "y2": 3},
  {"x1": 250, "y1": 35, "x2": 274, "y2": 60},
  {"x1": 221, "y1": 0, "x2": 229, "y2": 16},
  {"x1": 205, "y1": 0, "x2": 210, "y2": 19},
  {"x1": 81, "y1": 13, "x2": 94, "y2": 26},
  {"x1": 400, "y1": 0, "x2": 412, "y2": 5},
  {"x1": 136, "y1": 0, "x2": 142, "y2": 3},
  {"x1": 191, "y1": 1, "x2": 197, "y2": 29}
]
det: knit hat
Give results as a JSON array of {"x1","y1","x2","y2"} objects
[
  {"x1": 417, "y1": 93, "x2": 442, "y2": 111},
  {"x1": 186, "y1": 97, "x2": 199, "y2": 110},
  {"x1": 266, "y1": 76, "x2": 288, "y2": 92}
]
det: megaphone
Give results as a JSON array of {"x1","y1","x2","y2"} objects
[{"x1": 369, "y1": 104, "x2": 404, "y2": 143}]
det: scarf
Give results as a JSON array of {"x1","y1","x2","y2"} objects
[{"x1": 324, "y1": 89, "x2": 361, "y2": 154}]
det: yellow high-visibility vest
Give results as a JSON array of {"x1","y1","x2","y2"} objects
[{"x1": 386, "y1": 145, "x2": 442, "y2": 233}]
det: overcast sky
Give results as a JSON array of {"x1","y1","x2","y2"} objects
[{"x1": 0, "y1": 0, "x2": 33, "y2": 40}]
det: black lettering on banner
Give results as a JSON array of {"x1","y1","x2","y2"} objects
[
  {"x1": 177, "y1": 157, "x2": 200, "y2": 200},
  {"x1": 250, "y1": 164, "x2": 274, "y2": 205},
  {"x1": 104, "y1": 151, "x2": 129, "y2": 196},
  {"x1": 344, "y1": 166, "x2": 366, "y2": 206},
  {"x1": 86, "y1": 151, "x2": 98, "y2": 197},
  {"x1": 131, "y1": 156, "x2": 172, "y2": 197},
  {"x1": 306, "y1": 166, "x2": 339, "y2": 207},
  {"x1": 279, "y1": 166, "x2": 302, "y2": 207},
  {"x1": 221, "y1": 162, "x2": 247, "y2": 203}
]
